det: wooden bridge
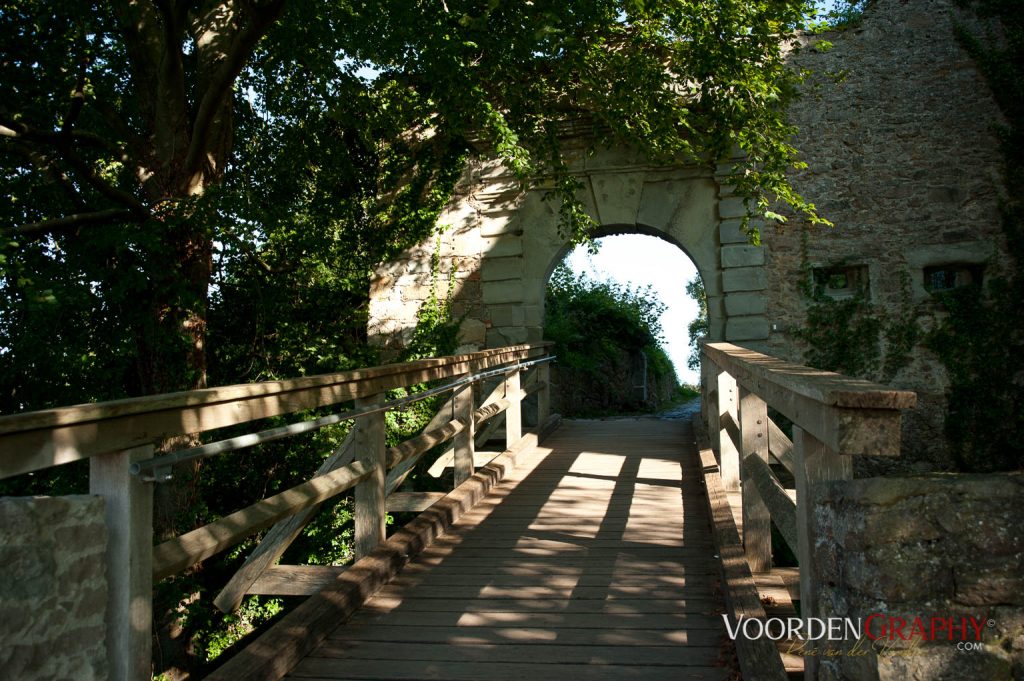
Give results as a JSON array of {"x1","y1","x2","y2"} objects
[{"x1": 0, "y1": 342, "x2": 915, "y2": 681}]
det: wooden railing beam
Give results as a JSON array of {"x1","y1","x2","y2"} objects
[
  {"x1": 452, "y1": 385, "x2": 475, "y2": 486},
  {"x1": 704, "y1": 343, "x2": 914, "y2": 457},
  {"x1": 717, "y1": 370, "x2": 740, "y2": 491},
  {"x1": 153, "y1": 459, "x2": 374, "y2": 580},
  {"x1": 739, "y1": 386, "x2": 771, "y2": 573},
  {"x1": 793, "y1": 426, "x2": 852, "y2": 681},
  {"x1": 353, "y1": 394, "x2": 387, "y2": 560},
  {"x1": 90, "y1": 444, "x2": 153, "y2": 681},
  {"x1": 0, "y1": 344, "x2": 552, "y2": 479},
  {"x1": 743, "y1": 452, "x2": 798, "y2": 553},
  {"x1": 213, "y1": 429, "x2": 359, "y2": 613},
  {"x1": 767, "y1": 418, "x2": 795, "y2": 475},
  {"x1": 504, "y1": 369, "x2": 523, "y2": 450},
  {"x1": 536, "y1": 362, "x2": 551, "y2": 427}
]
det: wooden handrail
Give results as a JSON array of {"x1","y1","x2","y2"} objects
[
  {"x1": 0, "y1": 343, "x2": 556, "y2": 681},
  {"x1": 702, "y1": 340, "x2": 916, "y2": 680},
  {"x1": 0, "y1": 343, "x2": 552, "y2": 479},
  {"x1": 703, "y1": 342, "x2": 916, "y2": 410},
  {"x1": 705, "y1": 342, "x2": 915, "y2": 457}
]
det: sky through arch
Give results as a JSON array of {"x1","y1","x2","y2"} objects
[{"x1": 562, "y1": 234, "x2": 701, "y2": 385}]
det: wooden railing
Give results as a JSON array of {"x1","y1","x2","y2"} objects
[
  {"x1": 0, "y1": 343, "x2": 555, "y2": 681},
  {"x1": 700, "y1": 342, "x2": 916, "y2": 681}
]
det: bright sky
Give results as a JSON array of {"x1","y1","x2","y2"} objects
[{"x1": 563, "y1": 234, "x2": 701, "y2": 385}]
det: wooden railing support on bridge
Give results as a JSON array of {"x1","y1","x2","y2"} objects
[
  {"x1": 0, "y1": 343, "x2": 556, "y2": 681},
  {"x1": 701, "y1": 341, "x2": 915, "y2": 681}
]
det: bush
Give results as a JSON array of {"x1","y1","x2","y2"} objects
[{"x1": 544, "y1": 265, "x2": 678, "y2": 416}]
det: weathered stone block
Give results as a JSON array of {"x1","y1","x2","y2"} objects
[
  {"x1": 725, "y1": 315, "x2": 769, "y2": 341},
  {"x1": 811, "y1": 473, "x2": 1024, "y2": 681},
  {"x1": 721, "y1": 244, "x2": 766, "y2": 268},
  {"x1": 481, "y1": 280, "x2": 524, "y2": 305},
  {"x1": 487, "y1": 326, "x2": 528, "y2": 347},
  {"x1": 479, "y1": 209, "x2": 520, "y2": 237},
  {"x1": 722, "y1": 267, "x2": 767, "y2": 292},
  {"x1": 481, "y1": 256, "x2": 524, "y2": 282},
  {"x1": 457, "y1": 318, "x2": 487, "y2": 346},
  {"x1": 0, "y1": 496, "x2": 108, "y2": 681},
  {"x1": 724, "y1": 292, "x2": 768, "y2": 316},
  {"x1": 487, "y1": 305, "x2": 525, "y2": 328},
  {"x1": 591, "y1": 172, "x2": 644, "y2": 226},
  {"x1": 522, "y1": 305, "x2": 544, "y2": 327},
  {"x1": 481, "y1": 235, "x2": 523, "y2": 258},
  {"x1": 719, "y1": 219, "x2": 749, "y2": 244},
  {"x1": 717, "y1": 196, "x2": 748, "y2": 219}
]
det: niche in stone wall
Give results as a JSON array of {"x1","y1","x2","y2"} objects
[
  {"x1": 906, "y1": 242, "x2": 994, "y2": 299},
  {"x1": 811, "y1": 264, "x2": 870, "y2": 301},
  {"x1": 923, "y1": 263, "x2": 984, "y2": 293}
]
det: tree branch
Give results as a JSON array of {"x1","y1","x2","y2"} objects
[
  {"x1": 6, "y1": 208, "x2": 140, "y2": 239},
  {"x1": 57, "y1": 148, "x2": 150, "y2": 215},
  {"x1": 109, "y1": 0, "x2": 165, "y2": 109},
  {"x1": 184, "y1": 0, "x2": 285, "y2": 182},
  {"x1": 2, "y1": 115, "x2": 145, "y2": 214},
  {"x1": 5, "y1": 143, "x2": 88, "y2": 210},
  {"x1": 0, "y1": 114, "x2": 127, "y2": 158},
  {"x1": 62, "y1": 48, "x2": 91, "y2": 139}
]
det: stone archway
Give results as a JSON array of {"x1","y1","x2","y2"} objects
[{"x1": 368, "y1": 145, "x2": 770, "y2": 356}]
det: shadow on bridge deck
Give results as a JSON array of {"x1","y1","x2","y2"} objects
[{"x1": 285, "y1": 419, "x2": 735, "y2": 681}]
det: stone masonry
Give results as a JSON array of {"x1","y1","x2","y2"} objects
[
  {"x1": 368, "y1": 146, "x2": 754, "y2": 357},
  {"x1": 764, "y1": 0, "x2": 1007, "y2": 467},
  {"x1": 0, "y1": 496, "x2": 109, "y2": 681},
  {"x1": 810, "y1": 473, "x2": 1024, "y2": 681},
  {"x1": 367, "y1": 0, "x2": 1008, "y2": 467}
]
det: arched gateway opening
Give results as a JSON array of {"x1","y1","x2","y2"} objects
[
  {"x1": 368, "y1": 149, "x2": 772, "y2": 360},
  {"x1": 549, "y1": 232, "x2": 704, "y2": 379},
  {"x1": 544, "y1": 232, "x2": 705, "y2": 415}
]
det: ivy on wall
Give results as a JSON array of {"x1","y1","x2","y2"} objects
[
  {"x1": 793, "y1": 234, "x2": 920, "y2": 385},
  {"x1": 924, "y1": 0, "x2": 1024, "y2": 472}
]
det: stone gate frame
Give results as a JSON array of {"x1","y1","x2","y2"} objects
[{"x1": 368, "y1": 146, "x2": 771, "y2": 356}]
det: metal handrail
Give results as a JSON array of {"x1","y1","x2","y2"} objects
[{"x1": 131, "y1": 355, "x2": 555, "y2": 480}]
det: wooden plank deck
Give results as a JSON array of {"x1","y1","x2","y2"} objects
[{"x1": 285, "y1": 419, "x2": 735, "y2": 681}]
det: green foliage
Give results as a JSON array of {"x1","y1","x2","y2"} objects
[
  {"x1": 398, "y1": 242, "x2": 461, "y2": 364},
  {"x1": 793, "y1": 236, "x2": 919, "y2": 383},
  {"x1": 685, "y1": 274, "x2": 709, "y2": 372},
  {"x1": 796, "y1": 294, "x2": 883, "y2": 377},
  {"x1": 807, "y1": 0, "x2": 869, "y2": 32},
  {"x1": 924, "y1": 283, "x2": 1023, "y2": 472},
  {"x1": 0, "y1": 0, "x2": 846, "y2": 673},
  {"x1": 545, "y1": 264, "x2": 677, "y2": 415},
  {"x1": 924, "y1": 0, "x2": 1024, "y2": 472}
]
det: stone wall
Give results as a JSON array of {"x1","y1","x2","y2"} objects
[
  {"x1": 811, "y1": 473, "x2": 1024, "y2": 681},
  {"x1": 763, "y1": 0, "x2": 1008, "y2": 469},
  {"x1": 367, "y1": 0, "x2": 1010, "y2": 469},
  {"x1": 0, "y1": 496, "x2": 109, "y2": 681},
  {"x1": 368, "y1": 149, "x2": 737, "y2": 361}
]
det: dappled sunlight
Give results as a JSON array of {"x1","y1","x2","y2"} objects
[
  {"x1": 307, "y1": 419, "x2": 728, "y2": 677},
  {"x1": 567, "y1": 451, "x2": 627, "y2": 476}
]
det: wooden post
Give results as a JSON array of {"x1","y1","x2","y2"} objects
[
  {"x1": 739, "y1": 387, "x2": 771, "y2": 573},
  {"x1": 703, "y1": 355, "x2": 720, "y2": 452},
  {"x1": 452, "y1": 384, "x2": 475, "y2": 486},
  {"x1": 536, "y1": 361, "x2": 551, "y2": 427},
  {"x1": 793, "y1": 426, "x2": 852, "y2": 681},
  {"x1": 717, "y1": 370, "x2": 740, "y2": 491},
  {"x1": 354, "y1": 394, "x2": 387, "y2": 559},
  {"x1": 505, "y1": 368, "x2": 522, "y2": 450},
  {"x1": 700, "y1": 348, "x2": 710, "y2": 424},
  {"x1": 90, "y1": 444, "x2": 154, "y2": 681}
]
